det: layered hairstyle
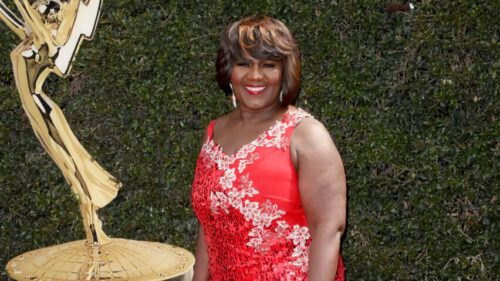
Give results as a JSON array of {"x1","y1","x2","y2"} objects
[{"x1": 216, "y1": 16, "x2": 301, "y2": 107}]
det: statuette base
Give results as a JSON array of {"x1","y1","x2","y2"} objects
[{"x1": 6, "y1": 238, "x2": 194, "y2": 281}]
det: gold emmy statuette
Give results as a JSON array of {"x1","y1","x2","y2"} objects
[{"x1": 1, "y1": 1, "x2": 194, "y2": 280}]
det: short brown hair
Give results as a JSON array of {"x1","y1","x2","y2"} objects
[{"x1": 216, "y1": 16, "x2": 301, "y2": 107}]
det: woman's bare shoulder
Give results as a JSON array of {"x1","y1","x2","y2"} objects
[
  {"x1": 200, "y1": 112, "x2": 232, "y2": 144},
  {"x1": 292, "y1": 114, "x2": 336, "y2": 154},
  {"x1": 295, "y1": 113, "x2": 331, "y2": 138}
]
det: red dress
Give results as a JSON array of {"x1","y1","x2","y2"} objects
[{"x1": 192, "y1": 109, "x2": 345, "y2": 280}]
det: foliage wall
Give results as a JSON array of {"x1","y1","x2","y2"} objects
[{"x1": 0, "y1": 0, "x2": 497, "y2": 280}]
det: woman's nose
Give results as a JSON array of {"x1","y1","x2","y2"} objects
[{"x1": 248, "y1": 66, "x2": 264, "y2": 80}]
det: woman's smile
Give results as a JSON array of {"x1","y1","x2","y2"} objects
[{"x1": 243, "y1": 85, "x2": 267, "y2": 95}]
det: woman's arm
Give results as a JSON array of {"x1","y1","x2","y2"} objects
[
  {"x1": 192, "y1": 227, "x2": 210, "y2": 281},
  {"x1": 292, "y1": 118, "x2": 346, "y2": 281}
]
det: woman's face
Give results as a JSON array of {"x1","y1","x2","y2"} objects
[{"x1": 230, "y1": 53, "x2": 283, "y2": 111}]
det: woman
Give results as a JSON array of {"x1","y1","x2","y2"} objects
[{"x1": 191, "y1": 16, "x2": 346, "y2": 281}]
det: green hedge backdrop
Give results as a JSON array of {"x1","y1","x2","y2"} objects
[{"x1": 0, "y1": 0, "x2": 497, "y2": 280}]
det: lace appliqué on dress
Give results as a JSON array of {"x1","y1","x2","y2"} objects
[
  {"x1": 201, "y1": 109, "x2": 315, "y2": 273},
  {"x1": 288, "y1": 225, "x2": 312, "y2": 272}
]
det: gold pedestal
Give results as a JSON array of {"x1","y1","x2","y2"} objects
[{"x1": 6, "y1": 239, "x2": 194, "y2": 281}]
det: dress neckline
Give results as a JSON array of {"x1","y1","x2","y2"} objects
[{"x1": 210, "y1": 108, "x2": 293, "y2": 159}]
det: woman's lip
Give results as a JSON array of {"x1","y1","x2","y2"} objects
[{"x1": 244, "y1": 86, "x2": 266, "y2": 95}]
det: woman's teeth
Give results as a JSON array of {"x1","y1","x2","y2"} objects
[{"x1": 245, "y1": 86, "x2": 266, "y2": 93}]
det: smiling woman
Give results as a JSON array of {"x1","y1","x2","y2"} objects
[
  {"x1": 190, "y1": 16, "x2": 346, "y2": 281},
  {"x1": 216, "y1": 16, "x2": 301, "y2": 108},
  {"x1": 229, "y1": 56, "x2": 283, "y2": 111}
]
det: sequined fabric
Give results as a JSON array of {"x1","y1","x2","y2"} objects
[{"x1": 192, "y1": 109, "x2": 345, "y2": 281}]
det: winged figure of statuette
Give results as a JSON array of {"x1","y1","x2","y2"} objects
[{"x1": 0, "y1": 0, "x2": 120, "y2": 245}]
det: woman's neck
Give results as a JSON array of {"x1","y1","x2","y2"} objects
[{"x1": 234, "y1": 104, "x2": 288, "y2": 125}]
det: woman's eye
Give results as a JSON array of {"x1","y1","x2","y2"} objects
[
  {"x1": 237, "y1": 62, "x2": 250, "y2": 67},
  {"x1": 263, "y1": 63, "x2": 275, "y2": 68}
]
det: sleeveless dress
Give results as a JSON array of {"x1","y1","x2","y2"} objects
[{"x1": 192, "y1": 109, "x2": 345, "y2": 281}]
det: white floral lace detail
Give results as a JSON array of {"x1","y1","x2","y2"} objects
[
  {"x1": 245, "y1": 200, "x2": 286, "y2": 250},
  {"x1": 219, "y1": 168, "x2": 236, "y2": 190},
  {"x1": 202, "y1": 108, "x2": 311, "y2": 173},
  {"x1": 288, "y1": 225, "x2": 311, "y2": 272},
  {"x1": 210, "y1": 174, "x2": 258, "y2": 214},
  {"x1": 238, "y1": 152, "x2": 259, "y2": 173},
  {"x1": 204, "y1": 109, "x2": 312, "y2": 271}
]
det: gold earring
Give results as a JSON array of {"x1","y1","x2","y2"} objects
[{"x1": 229, "y1": 83, "x2": 237, "y2": 108}]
